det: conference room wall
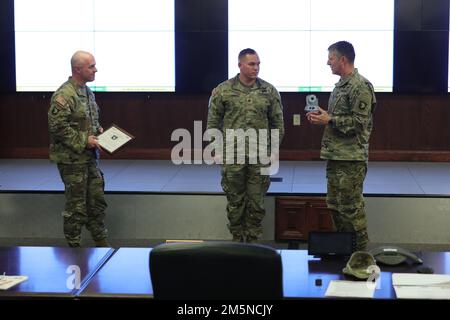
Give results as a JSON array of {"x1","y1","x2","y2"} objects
[
  {"x1": 1, "y1": 92, "x2": 450, "y2": 161},
  {"x1": 1, "y1": 0, "x2": 450, "y2": 161}
]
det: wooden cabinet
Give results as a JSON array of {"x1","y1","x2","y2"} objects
[{"x1": 275, "y1": 197, "x2": 334, "y2": 241}]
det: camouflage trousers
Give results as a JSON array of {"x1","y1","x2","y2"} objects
[
  {"x1": 57, "y1": 161, "x2": 108, "y2": 247},
  {"x1": 326, "y1": 160, "x2": 369, "y2": 251},
  {"x1": 221, "y1": 164, "x2": 270, "y2": 241}
]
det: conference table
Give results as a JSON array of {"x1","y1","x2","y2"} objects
[
  {"x1": 1, "y1": 246, "x2": 450, "y2": 299},
  {"x1": 79, "y1": 247, "x2": 153, "y2": 298},
  {"x1": 0, "y1": 246, "x2": 113, "y2": 298},
  {"x1": 80, "y1": 247, "x2": 450, "y2": 299},
  {"x1": 280, "y1": 249, "x2": 450, "y2": 298}
]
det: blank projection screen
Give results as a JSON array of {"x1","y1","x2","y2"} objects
[
  {"x1": 228, "y1": 0, "x2": 394, "y2": 92},
  {"x1": 14, "y1": 0, "x2": 175, "y2": 92}
]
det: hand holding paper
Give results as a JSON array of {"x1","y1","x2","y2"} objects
[{"x1": 97, "y1": 124, "x2": 135, "y2": 154}]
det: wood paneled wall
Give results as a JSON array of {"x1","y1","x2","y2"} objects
[{"x1": 1, "y1": 92, "x2": 449, "y2": 161}]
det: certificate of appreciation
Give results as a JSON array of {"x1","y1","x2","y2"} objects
[{"x1": 97, "y1": 124, "x2": 134, "y2": 154}]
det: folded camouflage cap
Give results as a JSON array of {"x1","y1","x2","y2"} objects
[{"x1": 343, "y1": 251, "x2": 378, "y2": 279}]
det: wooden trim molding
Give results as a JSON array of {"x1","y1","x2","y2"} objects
[{"x1": 2, "y1": 147, "x2": 450, "y2": 161}]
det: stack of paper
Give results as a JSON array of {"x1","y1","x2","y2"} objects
[
  {"x1": 0, "y1": 275, "x2": 28, "y2": 290},
  {"x1": 393, "y1": 273, "x2": 450, "y2": 299},
  {"x1": 325, "y1": 280, "x2": 376, "y2": 298}
]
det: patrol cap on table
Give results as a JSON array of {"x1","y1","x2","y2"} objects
[{"x1": 342, "y1": 251, "x2": 378, "y2": 279}]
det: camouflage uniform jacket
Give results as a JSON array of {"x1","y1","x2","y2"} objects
[
  {"x1": 321, "y1": 69, "x2": 376, "y2": 161},
  {"x1": 48, "y1": 77, "x2": 102, "y2": 164},
  {"x1": 207, "y1": 74, "x2": 284, "y2": 160}
]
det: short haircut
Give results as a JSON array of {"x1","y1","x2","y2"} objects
[
  {"x1": 238, "y1": 48, "x2": 257, "y2": 61},
  {"x1": 70, "y1": 50, "x2": 91, "y2": 68},
  {"x1": 328, "y1": 41, "x2": 355, "y2": 64}
]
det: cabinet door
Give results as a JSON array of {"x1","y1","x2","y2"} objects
[
  {"x1": 275, "y1": 197, "x2": 333, "y2": 241},
  {"x1": 308, "y1": 200, "x2": 334, "y2": 231},
  {"x1": 275, "y1": 198, "x2": 309, "y2": 240}
]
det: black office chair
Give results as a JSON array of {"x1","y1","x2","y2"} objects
[{"x1": 149, "y1": 241, "x2": 283, "y2": 300}]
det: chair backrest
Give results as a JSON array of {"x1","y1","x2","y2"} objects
[{"x1": 149, "y1": 241, "x2": 283, "y2": 300}]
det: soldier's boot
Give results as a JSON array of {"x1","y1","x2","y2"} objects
[
  {"x1": 245, "y1": 235, "x2": 258, "y2": 243},
  {"x1": 68, "y1": 242, "x2": 80, "y2": 248},
  {"x1": 95, "y1": 238, "x2": 111, "y2": 247}
]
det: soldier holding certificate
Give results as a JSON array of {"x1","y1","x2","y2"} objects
[{"x1": 48, "y1": 51, "x2": 110, "y2": 248}]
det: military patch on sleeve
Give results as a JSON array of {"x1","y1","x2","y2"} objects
[
  {"x1": 54, "y1": 95, "x2": 68, "y2": 108},
  {"x1": 359, "y1": 102, "x2": 367, "y2": 110}
]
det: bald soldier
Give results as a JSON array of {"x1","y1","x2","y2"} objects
[
  {"x1": 48, "y1": 50, "x2": 110, "y2": 247},
  {"x1": 207, "y1": 48, "x2": 284, "y2": 243},
  {"x1": 307, "y1": 41, "x2": 377, "y2": 251}
]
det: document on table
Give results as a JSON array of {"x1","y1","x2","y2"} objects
[
  {"x1": 0, "y1": 275, "x2": 28, "y2": 290},
  {"x1": 325, "y1": 280, "x2": 376, "y2": 298},
  {"x1": 393, "y1": 273, "x2": 450, "y2": 299}
]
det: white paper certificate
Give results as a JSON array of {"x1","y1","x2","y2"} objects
[
  {"x1": 325, "y1": 280, "x2": 376, "y2": 298},
  {"x1": 97, "y1": 124, "x2": 134, "y2": 154}
]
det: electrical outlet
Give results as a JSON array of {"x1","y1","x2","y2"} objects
[{"x1": 293, "y1": 114, "x2": 301, "y2": 126}]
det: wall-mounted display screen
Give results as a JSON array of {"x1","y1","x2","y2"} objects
[
  {"x1": 14, "y1": 0, "x2": 175, "y2": 92},
  {"x1": 228, "y1": 0, "x2": 394, "y2": 92}
]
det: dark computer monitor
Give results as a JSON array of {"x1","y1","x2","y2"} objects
[{"x1": 308, "y1": 231, "x2": 355, "y2": 257}]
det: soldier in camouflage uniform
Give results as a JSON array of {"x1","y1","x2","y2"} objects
[
  {"x1": 207, "y1": 48, "x2": 284, "y2": 243},
  {"x1": 48, "y1": 51, "x2": 110, "y2": 248},
  {"x1": 307, "y1": 41, "x2": 376, "y2": 251}
]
